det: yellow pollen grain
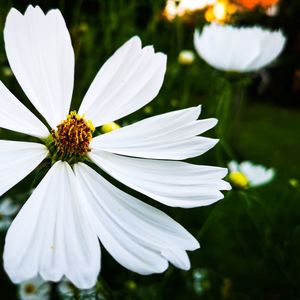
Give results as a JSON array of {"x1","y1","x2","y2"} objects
[{"x1": 229, "y1": 171, "x2": 249, "y2": 189}]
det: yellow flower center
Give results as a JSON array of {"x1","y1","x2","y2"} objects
[
  {"x1": 228, "y1": 171, "x2": 249, "y2": 189},
  {"x1": 47, "y1": 111, "x2": 95, "y2": 164}
]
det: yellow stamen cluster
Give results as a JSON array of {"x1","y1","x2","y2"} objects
[
  {"x1": 228, "y1": 171, "x2": 249, "y2": 189},
  {"x1": 51, "y1": 111, "x2": 95, "y2": 160}
]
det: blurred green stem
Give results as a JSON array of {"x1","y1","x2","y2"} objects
[
  {"x1": 214, "y1": 74, "x2": 251, "y2": 164},
  {"x1": 214, "y1": 76, "x2": 233, "y2": 165}
]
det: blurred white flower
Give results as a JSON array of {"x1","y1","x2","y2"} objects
[
  {"x1": 57, "y1": 278, "x2": 96, "y2": 298},
  {"x1": 0, "y1": 198, "x2": 19, "y2": 231},
  {"x1": 194, "y1": 24, "x2": 286, "y2": 72},
  {"x1": 1, "y1": 5, "x2": 230, "y2": 289},
  {"x1": 178, "y1": 50, "x2": 195, "y2": 65},
  {"x1": 18, "y1": 276, "x2": 50, "y2": 300},
  {"x1": 228, "y1": 160, "x2": 275, "y2": 188}
]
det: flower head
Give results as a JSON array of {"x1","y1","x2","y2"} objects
[
  {"x1": 18, "y1": 276, "x2": 50, "y2": 300},
  {"x1": 228, "y1": 160, "x2": 275, "y2": 188},
  {"x1": 194, "y1": 24, "x2": 286, "y2": 72},
  {"x1": 1, "y1": 5, "x2": 230, "y2": 289}
]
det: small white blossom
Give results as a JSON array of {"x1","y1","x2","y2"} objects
[
  {"x1": 228, "y1": 160, "x2": 275, "y2": 188},
  {"x1": 18, "y1": 276, "x2": 50, "y2": 300}
]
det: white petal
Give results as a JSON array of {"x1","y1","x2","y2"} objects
[
  {"x1": 227, "y1": 160, "x2": 239, "y2": 172},
  {"x1": 78, "y1": 36, "x2": 166, "y2": 126},
  {"x1": 240, "y1": 161, "x2": 275, "y2": 187},
  {"x1": 4, "y1": 161, "x2": 100, "y2": 289},
  {"x1": 4, "y1": 6, "x2": 74, "y2": 128},
  {"x1": 0, "y1": 140, "x2": 48, "y2": 197},
  {"x1": 89, "y1": 150, "x2": 231, "y2": 208},
  {"x1": 250, "y1": 30, "x2": 286, "y2": 71},
  {"x1": 194, "y1": 27, "x2": 260, "y2": 72},
  {"x1": 0, "y1": 81, "x2": 49, "y2": 138},
  {"x1": 74, "y1": 163, "x2": 199, "y2": 273},
  {"x1": 194, "y1": 24, "x2": 286, "y2": 72},
  {"x1": 91, "y1": 106, "x2": 218, "y2": 160},
  {"x1": 161, "y1": 249, "x2": 191, "y2": 270}
]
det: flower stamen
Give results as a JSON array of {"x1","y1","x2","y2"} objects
[
  {"x1": 228, "y1": 171, "x2": 248, "y2": 189},
  {"x1": 46, "y1": 111, "x2": 95, "y2": 164}
]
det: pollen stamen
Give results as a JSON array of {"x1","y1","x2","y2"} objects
[
  {"x1": 228, "y1": 171, "x2": 249, "y2": 189},
  {"x1": 48, "y1": 111, "x2": 95, "y2": 164}
]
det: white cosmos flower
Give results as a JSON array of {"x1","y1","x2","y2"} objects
[
  {"x1": 1, "y1": 5, "x2": 230, "y2": 289},
  {"x1": 0, "y1": 198, "x2": 19, "y2": 231},
  {"x1": 228, "y1": 160, "x2": 275, "y2": 188},
  {"x1": 18, "y1": 276, "x2": 50, "y2": 300},
  {"x1": 194, "y1": 23, "x2": 286, "y2": 72}
]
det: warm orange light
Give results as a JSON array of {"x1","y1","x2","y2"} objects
[
  {"x1": 204, "y1": 0, "x2": 238, "y2": 23},
  {"x1": 235, "y1": 0, "x2": 279, "y2": 9},
  {"x1": 162, "y1": 0, "x2": 178, "y2": 21},
  {"x1": 178, "y1": 0, "x2": 217, "y2": 14},
  {"x1": 162, "y1": 0, "x2": 217, "y2": 21}
]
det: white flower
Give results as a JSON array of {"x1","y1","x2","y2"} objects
[
  {"x1": 57, "y1": 278, "x2": 96, "y2": 298},
  {"x1": 0, "y1": 198, "x2": 19, "y2": 231},
  {"x1": 1, "y1": 5, "x2": 230, "y2": 289},
  {"x1": 228, "y1": 161, "x2": 275, "y2": 188},
  {"x1": 18, "y1": 276, "x2": 50, "y2": 300},
  {"x1": 194, "y1": 24, "x2": 286, "y2": 72}
]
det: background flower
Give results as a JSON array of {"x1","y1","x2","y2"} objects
[
  {"x1": 194, "y1": 24, "x2": 286, "y2": 72},
  {"x1": 228, "y1": 160, "x2": 275, "y2": 188},
  {"x1": 18, "y1": 276, "x2": 50, "y2": 300}
]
